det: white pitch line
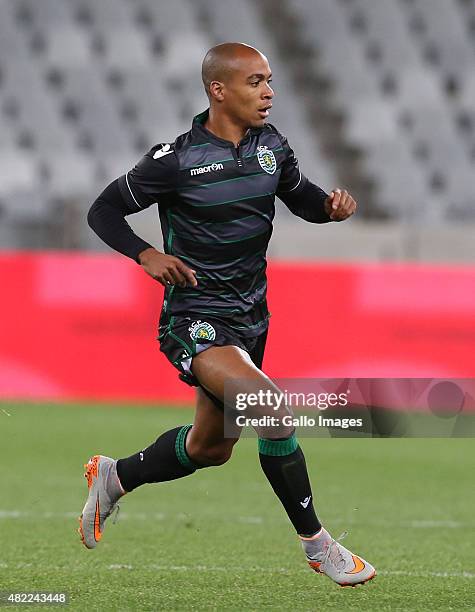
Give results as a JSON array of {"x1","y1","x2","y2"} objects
[
  {"x1": 379, "y1": 570, "x2": 475, "y2": 579},
  {"x1": 408, "y1": 520, "x2": 464, "y2": 528},
  {"x1": 0, "y1": 510, "x2": 166, "y2": 521},
  {"x1": 0, "y1": 561, "x2": 473, "y2": 579},
  {"x1": 238, "y1": 516, "x2": 263, "y2": 524},
  {"x1": 0, "y1": 510, "x2": 472, "y2": 531},
  {"x1": 104, "y1": 566, "x2": 475, "y2": 579}
]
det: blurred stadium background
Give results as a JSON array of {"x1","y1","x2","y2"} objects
[
  {"x1": 1, "y1": 2, "x2": 475, "y2": 609},
  {"x1": 1, "y1": 0, "x2": 474, "y2": 403},
  {"x1": 1, "y1": 0, "x2": 475, "y2": 255}
]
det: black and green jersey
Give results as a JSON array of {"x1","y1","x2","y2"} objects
[{"x1": 116, "y1": 109, "x2": 330, "y2": 337}]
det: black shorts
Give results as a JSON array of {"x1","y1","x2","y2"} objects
[{"x1": 158, "y1": 314, "x2": 268, "y2": 388}]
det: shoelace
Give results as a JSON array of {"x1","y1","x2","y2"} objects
[
  {"x1": 110, "y1": 503, "x2": 121, "y2": 525},
  {"x1": 310, "y1": 530, "x2": 348, "y2": 571},
  {"x1": 322, "y1": 531, "x2": 348, "y2": 572}
]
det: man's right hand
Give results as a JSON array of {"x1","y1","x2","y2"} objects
[{"x1": 138, "y1": 248, "x2": 198, "y2": 288}]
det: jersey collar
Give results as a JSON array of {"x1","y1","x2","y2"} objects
[{"x1": 192, "y1": 109, "x2": 263, "y2": 148}]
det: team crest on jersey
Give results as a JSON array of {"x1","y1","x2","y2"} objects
[
  {"x1": 188, "y1": 320, "x2": 216, "y2": 342},
  {"x1": 257, "y1": 145, "x2": 277, "y2": 175}
]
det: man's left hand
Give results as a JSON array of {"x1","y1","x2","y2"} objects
[{"x1": 324, "y1": 189, "x2": 357, "y2": 221}]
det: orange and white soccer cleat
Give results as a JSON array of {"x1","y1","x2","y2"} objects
[
  {"x1": 301, "y1": 528, "x2": 376, "y2": 587},
  {"x1": 78, "y1": 455, "x2": 125, "y2": 549}
]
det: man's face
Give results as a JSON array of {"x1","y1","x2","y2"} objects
[{"x1": 221, "y1": 53, "x2": 274, "y2": 129}]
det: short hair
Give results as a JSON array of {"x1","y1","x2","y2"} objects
[{"x1": 201, "y1": 42, "x2": 262, "y2": 98}]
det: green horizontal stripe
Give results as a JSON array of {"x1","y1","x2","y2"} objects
[
  {"x1": 188, "y1": 191, "x2": 274, "y2": 208},
  {"x1": 175, "y1": 282, "x2": 266, "y2": 300},
  {"x1": 210, "y1": 228, "x2": 269, "y2": 244},
  {"x1": 258, "y1": 434, "x2": 298, "y2": 456},
  {"x1": 173, "y1": 228, "x2": 269, "y2": 245},
  {"x1": 182, "y1": 212, "x2": 272, "y2": 226},
  {"x1": 195, "y1": 263, "x2": 266, "y2": 282},
  {"x1": 183, "y1": 171, "x2": 268, "y2": 191},
  {"x1": 188, "y1": 307, "x2": 244, "y2": 315},
  {"x1": 179, "y1": 248, "x2": 266, "y2": 269}
]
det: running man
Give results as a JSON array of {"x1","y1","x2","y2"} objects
[{"x1": 81, "y1": 42, "x2": 376, "y2": 588}]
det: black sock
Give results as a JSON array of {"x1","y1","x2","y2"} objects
[
  {"x1": 116, "y1": 424, "x2": 202, "y2": 492},
  {"x1": 258, "y1": 435, "x2": 321, "y2": 536}
]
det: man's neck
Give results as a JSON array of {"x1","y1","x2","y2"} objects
[{"x1": 204, "y1": 107, "x2": 248, "y2": 147}]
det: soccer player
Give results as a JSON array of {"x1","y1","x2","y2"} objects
[{"x1": 80, "y1": 43, "x2": 376, "y2": 587}]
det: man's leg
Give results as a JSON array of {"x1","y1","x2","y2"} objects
[
  {"x1": 191, "y1": 345, "x2": 376, "y2": 587},
  {"x1": 191, "y1": 345, "x2": 322, "y2": 537},
  {"x1": 116, "y1": 388, "x2": 238, "y2": 491},
  {"x1": 186, "y1": 388, "x2": 240, "y2": 465},
  {"x1": 79, "y1": 388, "x2": 239, "y2": 549}
]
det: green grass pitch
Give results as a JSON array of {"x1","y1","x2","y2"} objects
[{"x1": 0, "y1": 402, "x2": 474, "y2": 611}]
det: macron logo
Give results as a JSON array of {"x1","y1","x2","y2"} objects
[{"x1": 190, "y1": 162, "x2": 224, "y2": 176}]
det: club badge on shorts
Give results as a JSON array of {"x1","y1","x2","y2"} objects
[
  {"x1": 257, "y1": 145, "x2": 277, "y2": 175},
  {"x1": 189, "y1": 320, "x2": 216, "y2": 341}
]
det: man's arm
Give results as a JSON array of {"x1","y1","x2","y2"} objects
[
  {"x1": 88, "y1": 143, "x2": 197, "y2": 288},
  {"x1": 87, "y1": 178, "x2": 154, "y2": 263},
  {"x1": 277, "y1": 176, "x2": 331, "y2": 223},
  {"x1": 88, "y1": 180, "x2": 197, "y2": 288},
  {"x1": 276, "y1": 132, "x2": 357, "y2": 222}
]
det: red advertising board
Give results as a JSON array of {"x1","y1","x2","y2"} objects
[{"x1": 1, "y1": 253, "x2": 474, "y2": 403}]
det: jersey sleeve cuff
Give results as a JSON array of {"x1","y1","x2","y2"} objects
[{"x1": 129, "y1": 240, "x2": 155, "y2": 264}]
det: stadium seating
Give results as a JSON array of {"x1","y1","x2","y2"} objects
[
  {"x1": 292, "y1": 0, "x2": 475, "y2": 221},
  {"x1": 0, "y1": 0, "x2": 474, "y2": 250}
]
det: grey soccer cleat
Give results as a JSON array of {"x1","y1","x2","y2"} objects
[
  {"x1": 301, "y1": 528, "x2": 376, "y2": 587},
  {"x1": 78, "y1": 455, "x2": 125, "y2": 549}
]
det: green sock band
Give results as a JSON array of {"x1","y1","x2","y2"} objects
[
  {"x1": 258, "y1": 433, "x2": 298, "y2": 456},
  {"x1": 175, "y1": 424, "x2": 201, "y2": 471}
]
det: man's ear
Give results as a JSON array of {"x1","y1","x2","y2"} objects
[{"x1": 209, "y1": 80, "x2": 225, "y2": 102}]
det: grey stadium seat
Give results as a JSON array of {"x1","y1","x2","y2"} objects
[
  {"x1": 60, "y1": 67, "x2": 133, "y2": 155},
  {"x1": 93, "y1": 28, "x2": 152, "y2": 71},
  {"x1": 42, "y1": 153, "x2": 97, "y2": 199},
  {"x1": 69, "y1": 0, "x2": 132, "y2": 28},
  {"x1": 3, "y1": 60, "x2": 73, "y2": 152},
  {"x1": 131, "y1": 0, "x2": 197, "y2": 36},
  {"x1": 40, "y1": 27, "x2": 93, "y2": 70},
  {"x1": 11, "y1": 0, "x2": 72, "y2": 27}
]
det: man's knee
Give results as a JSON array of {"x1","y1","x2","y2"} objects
[{"x1": 187, "y1": 439, "x2": 236, "y2": 466}]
